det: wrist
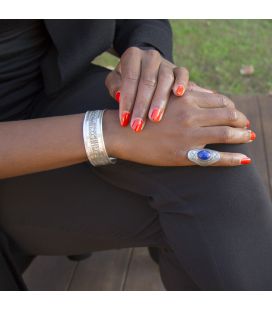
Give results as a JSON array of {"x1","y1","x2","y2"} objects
[{"x1": 103, "y1": 109, "x2": 124, "y2": 159}]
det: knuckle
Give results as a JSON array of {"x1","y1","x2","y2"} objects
[
  {"x1": 180, "y1": 110, "x2": 194, "y2": 126},
  {"x1": 181, "y1": 92, "x2": 192, "y2": 105},
  {"x1": 146, "y1": 49, "x2": 160, "y2": 58},
  {"x1": 141, "y1": 76, "x2": 157, "y2": 88},
  {"x1": 180, "y1": 66, "x2": 189, "y2": 76},
  {"x1": 125, "y1": 46, "x2": 141, "y2": 56},
  {"x1": 221, "y1": 127, "x2": 234, "y2": 143},
  {"x1": 219, "y1": 95, "x2": 235, "y2": 108},
  {"x1": 226, "y1": 108, "x2": 238, "y2": 122},
  {"x1": 229, "y1": 156, "x2": 238, "y2": 166},
  {"x1": 161, "y1": 70, "x2": 174, "y2": 83},
  {"x1": 124, "y1": 71, "x2": 139, "y2": 82},
  {"x1": 225, "y1": 98, "x2": 235, "y2": 108}
]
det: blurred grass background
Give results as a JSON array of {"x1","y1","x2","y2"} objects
[{"x1": 93, "y1": 20, "x2": 272, "y2": 95}]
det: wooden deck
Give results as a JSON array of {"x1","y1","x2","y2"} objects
[{"x1": 23, "y1": 95, "x2": 272, "y2": 290}]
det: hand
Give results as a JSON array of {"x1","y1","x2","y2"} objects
[
  {"x1": 105, "y1": 47, "x2": 213, "y2": 132},
  {"x1": 103, "y1": 91, "x2": 254, "y2": 167}
]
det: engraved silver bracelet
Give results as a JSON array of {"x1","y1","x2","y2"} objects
[{"x1": 83, "y1": 110, "x2": 117, "y2": 166}]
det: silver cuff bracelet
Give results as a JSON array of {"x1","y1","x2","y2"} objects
[{"x1": 83, "y1": 110, "x2": 117, "y2": 166}]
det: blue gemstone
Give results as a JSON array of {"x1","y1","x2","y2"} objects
[{"x1": 197, "y1": 150, "x2": 211, "y2": 160}]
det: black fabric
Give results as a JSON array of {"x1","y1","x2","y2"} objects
[
  {"x1": 0, "y1": 20, "x2": 50, "y2": 121},
  {"x1": 1, "y1": 66, "x2": 272, "y2": 290},
  {"x1": 41, "y1": 19, "x2": 172, "y2": 96},
  {"x1": 113, "y1": 20, "x2": 173, "y2": 60},
  {"x1": 0, "y1": 232, "x2": 27, "y2": 290},
  {"x1": 0, "y1": 19, "x2": 172, "y2": 119}
]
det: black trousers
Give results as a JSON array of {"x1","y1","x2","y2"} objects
[{"x1": 1, "y1": 64, "x2": 272, "y2": 290}]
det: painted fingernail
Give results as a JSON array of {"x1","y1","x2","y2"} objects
[
  {"x1": 115, "y1": 90, "x2": 121, "y2": 103},
  {"x1": 120, "y1": 111, "x2": 130, "y2": 127},
  {"x1": 250, "y1": 131, "x2": 256, "y2": 141},
  {"x1": 131, "y1": 118, "x2": 144, "y2": 132},
  {"x1": 240, "y1": 157, "x2": 252, "y2": 165},
  {"x1": 150, "y1": 108, "x2": 163, "y2": 122},
  {"x1": 176, "y1": 85, "x2": 185, "y2": 96}
]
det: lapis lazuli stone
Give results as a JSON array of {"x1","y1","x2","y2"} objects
[{"x1": 197, "y1": 150, "x2": 211, "y2": 160}]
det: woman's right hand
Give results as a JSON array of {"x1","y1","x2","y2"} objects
[{"x1": 103, "y1": 91, "x2": 255, "y2": 167}]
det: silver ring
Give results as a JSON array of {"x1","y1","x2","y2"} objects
[{"x1": 187, "y1": 148, "x2": 221, "y2": 166}]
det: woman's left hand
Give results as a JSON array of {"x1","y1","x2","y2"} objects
[{"x1": 105, "y1": 47, "x2": 213, "y2": 132}]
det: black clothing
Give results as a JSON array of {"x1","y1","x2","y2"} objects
[
  {"x1": 41, "y1": 20, "x2": 173, "y2": 96},
  {"x1": 1, "y1": 20, "x2": 272, "y2": 291},
  {"x1": 0, "y1": 20, "x2": 49, "y2": 121},
  {"x1": 0, "y1": 19, "x2": 172, "y2": 119}
]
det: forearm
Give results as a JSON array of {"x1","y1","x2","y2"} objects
[
  {"x1": 0, "y1": 89, "x2": 253, "y2": 180},
  {"x1": 0, "y1": 114, "x2": 89, "y2": 179}
]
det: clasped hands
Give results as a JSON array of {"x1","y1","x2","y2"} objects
[{"x1": 104, "y1": 47, "x2": 255, "y2": 167}]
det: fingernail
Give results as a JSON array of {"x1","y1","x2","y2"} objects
[
  {"x1": 150, "y1": 108, "x2": 163, "y2": 122},
  {"x1": 176, "y1": 85, "x2": 185, "y2": 96},
  {"x1": 131, "y1": 118, "x2": 144, "y2": 132},
  {"x1": 120, "y1": 111, "x2": 130, "y2": 127},
  {"x1": 246, "y1": 120, "x2": 250, "y2": 128},
  {"x1": 240, "y1": 157, "x2": 252, "y2": 165},
  {"x1": 115, "y1": 90, "x2": 121, "y2": 103},
  {"x1": 250, "y1": 131, "x2": 256, "y2": 141}
]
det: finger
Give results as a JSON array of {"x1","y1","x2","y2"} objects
[
  {"x1": 148, "y1": 65, "x2": 174, "y2": 122},
  {"x1": 188, "y1": 82, "x2": 215, "y2": 94},
  {"x1": 210, "y1": 152, "x2": 252, "y2": 167},
  {"x1": 172, "y1": 67, "x2": 189, "y2": 96},
  {"x1": 105, "y1": 69, "x2": 122, "y2": 103},
  {"x1": 130, "y1": 50, "x2": 161, "y2": 132},
  {"x1": 197, "y1": 126, "x2": 256, "y2": 145},
  {"x1": 197, "y1": 107, "x2": 248, "y2": 128},
  {"x1": 119, "y1": 47, "x2": 142, "y2": 127},
  {"x1": 183, "y1": 150, "x2": 251, "y2": 167},
  {"x1": 189, "y1": 92, "x2": 236, "y2": 109}
]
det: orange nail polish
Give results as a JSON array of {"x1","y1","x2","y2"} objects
[
  {"x1": 250, "y1": 131, "x2": 256, "y2": 141},
  {"x1": 241, "y1": 157, "x2": 251, "y2": 165},
  {"x1": 115, "y1": 90, "x2": 121, "y2": 103},
  {"x1": 150, "y1": 108, "x2": 163, "y2": 122},
  {"x1": 176, "y1": 85, "x2": 185, "y2": 96},
  {"x1": 120, "y1": 111, "x2": 130, "y2": 127},
  {"x1": 131, "y1": 118, "x2": 144, "y2": 132}
]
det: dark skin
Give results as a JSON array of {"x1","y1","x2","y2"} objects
[
  {"x1": 106, "y1": 47, "x2": 214, "y2": 131},
  {"x1": 0, "y1": 91, "x2": 253, "y2": 180}
]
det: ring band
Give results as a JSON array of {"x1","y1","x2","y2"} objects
[{"x1": 187, "y1": 148, "x2": 220, "y2": 166}]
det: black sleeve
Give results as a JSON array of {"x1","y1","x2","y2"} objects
[{"x1": 113, "y1": 20, "x2": 173, "y2": 62}]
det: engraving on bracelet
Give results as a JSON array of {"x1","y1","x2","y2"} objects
[{"x1": 83, "y1": 110, "x2": 117, "y2": 166}]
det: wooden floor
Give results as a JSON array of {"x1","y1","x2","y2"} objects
[{"x1": 23, "y1": 95, "x2": 272, "y2": 291}]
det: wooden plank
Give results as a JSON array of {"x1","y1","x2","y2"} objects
[
  {"x1": 68, "y1": 249, "x2": 131, "y2": 291},
  {"x1": 231, "y1": 95, "x2": 270, "y2": 191},
  {"x1": 23, "y1": 256, "x2": 76, "y2": 291},
  {"x1": 257, "y1": 95, "x2": 272, "y2": 198},
  {"x1": 123, "y1": 247, "x2": 165, "y2": 291}
]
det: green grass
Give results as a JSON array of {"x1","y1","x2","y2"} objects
[{"x1": 93, "y1": 20, "x2": 272, "y2": 95}]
